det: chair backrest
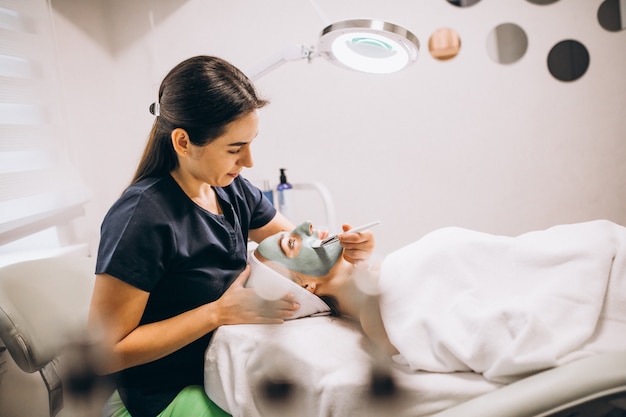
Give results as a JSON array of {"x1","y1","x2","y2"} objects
[{"x1": 0, "y1": 256, "x2": 96, "y2": 374}]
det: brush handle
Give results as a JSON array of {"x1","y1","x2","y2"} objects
[{"x1": 320, "y1": 220, "x2": 381, "y2": 246}]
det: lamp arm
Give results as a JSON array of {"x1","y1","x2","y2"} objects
[{"x1": 246, "y1": 43, "x2": 315, "y2": 81}]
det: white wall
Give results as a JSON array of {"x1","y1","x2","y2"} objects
[{"x1": 51, "y1": 0, "x2": 626, "y2": 258}]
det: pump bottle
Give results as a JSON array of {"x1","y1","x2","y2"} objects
[{"x1": 277, "y1": 168, "x2": 293, "y2": 219}]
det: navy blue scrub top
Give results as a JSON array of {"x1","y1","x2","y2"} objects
[{"x1": 95, "y1": 174, "x2": 276, "y2": 417}]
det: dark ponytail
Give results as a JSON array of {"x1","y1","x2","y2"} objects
[{"x1": 132, "y1": 56, "x2": 269, "y2": 184}]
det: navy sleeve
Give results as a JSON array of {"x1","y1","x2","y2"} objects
[{"x1": 96, "y1": 189, "x2": 175, "y2": 292}]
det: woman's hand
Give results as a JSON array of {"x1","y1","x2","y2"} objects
[
  {"x1": 215, "y1": 266, "x2": 300, "y2": 325},
  {"x1": 88, "y1": 267, "x2": 300, "y2": 374},
  {"x1": 338, "y1": 223, "x2": 375, "y2": 265}
]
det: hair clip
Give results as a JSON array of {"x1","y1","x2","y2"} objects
[{"x1": 149, "y1": 102, "x2": 160, "y2": 117}]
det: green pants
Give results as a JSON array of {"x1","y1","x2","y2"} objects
[{"x1": 103, "y1": 385, "x2": 231, "y2": 417}]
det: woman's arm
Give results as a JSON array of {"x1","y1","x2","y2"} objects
[
  {"x1": 248, "y1": 211, "x2": 294, "y2": 243},
  {"x1": 89, "y1": 267, "x2": 299, "y2": 374}
]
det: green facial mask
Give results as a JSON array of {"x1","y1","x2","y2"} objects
[{"x1": 256, "y1": 222, "x2": 343, "y2": 276}]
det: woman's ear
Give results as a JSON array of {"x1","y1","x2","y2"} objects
[{"x1": 171, "y1": 128, "x2": 190, "y2": 156}]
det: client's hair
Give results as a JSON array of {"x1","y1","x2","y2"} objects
[{"x1": 319, "y1": 295, "x2": 341, "y2": 317}]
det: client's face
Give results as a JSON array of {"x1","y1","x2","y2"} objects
[{"x1": 255, "y1": 222, "x2": 343, "y2": 277}]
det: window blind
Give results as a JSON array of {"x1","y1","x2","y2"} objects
[{"x1": 0, "y1": 0, "x2": 88, "y2": 247}]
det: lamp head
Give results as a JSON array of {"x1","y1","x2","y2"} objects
[
  {"x1": 317, "y1": 19, "x2": 420, "y2": 74},
  {"x1": 246, "y1": 18, "x2": 420, "y2": 80}
]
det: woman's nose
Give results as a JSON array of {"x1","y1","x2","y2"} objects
[
  {"x1": 240, "y1": 148, "x2": 253, "y2": 168},
  {"x1": 303, "y1": 283, "x2": 316, "y2": 293}
]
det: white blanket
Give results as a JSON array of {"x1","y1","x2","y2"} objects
[
  {"x1": 205, "y1": 317, "x2": 502, "y2": 417},
  {"x1": 379, "y1": 220, "x2": 626, "y2": 383}
]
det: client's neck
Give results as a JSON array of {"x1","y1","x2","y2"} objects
[{"x1": 320, "y1": 260, "x2": 373, "y2": 320}]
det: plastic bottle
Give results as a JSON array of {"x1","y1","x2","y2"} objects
[{"x1": 277, "y1": 168, "x2": 293, "y2": 219}]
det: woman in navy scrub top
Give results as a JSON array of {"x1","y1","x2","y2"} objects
[{"x1": 89, "y1": 56, "x2": 374, "y2": 417}]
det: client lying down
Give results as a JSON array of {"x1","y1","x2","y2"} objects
[{"x1": 250, "y1": 220, "x2": 626, "y2": 383}]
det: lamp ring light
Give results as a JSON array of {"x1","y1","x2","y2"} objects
[{"x1": 247, "y1": 18, "x2": 420, "y2": 80}]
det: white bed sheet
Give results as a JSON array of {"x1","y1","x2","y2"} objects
[{"x1": 204, "y1": 317, "x2": 502, "y2": 417}]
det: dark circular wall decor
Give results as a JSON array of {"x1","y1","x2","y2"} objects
[
  {"x1": 526, "y1": 0, "x2": 560, "y2": 5},
  {"x1": 445, "y1": 0, "x2": 482, "y2": 7},
  {"x1": 547, "y1": 40, "x2": 590, "y2": 82},
  {"x1": 597, "y1": 0, "x2": 626, "y2": 32}
]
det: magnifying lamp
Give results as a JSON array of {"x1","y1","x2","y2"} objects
[{"x1": 247, "y1": 19, "x2": 420, "y2": 80}]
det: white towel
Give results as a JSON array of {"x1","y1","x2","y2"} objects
[
  {"x1": 378, "y1": 220, "x2": 626, "y2": 383},
  {"x1": 246, "y1": 253, "x2": 330, "y2": 319}
]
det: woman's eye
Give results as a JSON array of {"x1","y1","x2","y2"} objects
[
  {"x1": 288, "y1": 238, "x2": 296, "y2": 249},
  {"x1": 228, "y1": 149, "x2": 241, "y2": 155}
]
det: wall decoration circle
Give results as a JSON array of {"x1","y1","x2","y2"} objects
[
  {"x1": 547, "y1": 40, "x2": 590, "y2": 82},
  {"x1": 486, "y1": 23, "x2": 528, "y2": 64},
  {"x1": 428, "y1": 28, "x2": 462, "y2": 61},
  {"x1": 526, "y1": 0, "x2": 560, "y2": 4},
  {"x1": 597, "y1": 0, "x2": 626, "y2": 32},
  {"x1": 445, "y1": 0, "x2": 482, "y2": 7}
]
